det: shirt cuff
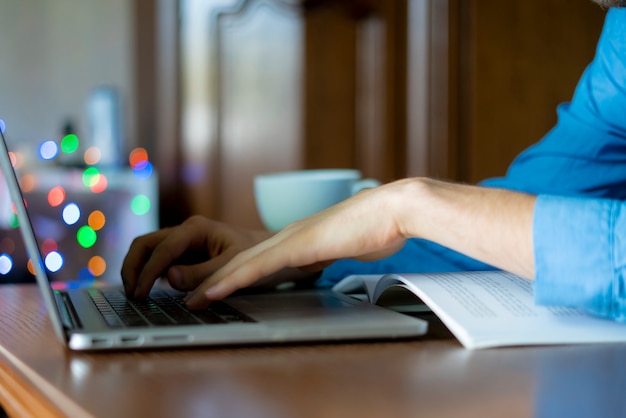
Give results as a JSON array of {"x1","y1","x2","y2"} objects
[{"x1": 533, "y1": 194, "x2": 626, "y2": 320}]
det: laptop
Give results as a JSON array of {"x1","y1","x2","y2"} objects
[{"x1": 0, "y1": 120, "x2": 427, "y2": 351}]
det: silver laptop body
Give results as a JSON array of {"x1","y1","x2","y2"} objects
[{"x1": 0, "y1": 121, "x2": 427, "y2": 351}]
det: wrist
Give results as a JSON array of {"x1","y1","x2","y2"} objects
[{"x1": 385, "y1": 177, "x2": 435, "y2": 240}]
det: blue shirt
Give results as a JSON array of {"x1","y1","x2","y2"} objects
[{"x1": 318, "y1": 8, "x2": 626, "y2": 321}]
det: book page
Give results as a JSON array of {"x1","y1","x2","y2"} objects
[
  {"x1": 372, "y1": 271, "x2": 626, "y2": 349},
  {"x1": 332, "y1": 275, "x2": 431, "y2": 313},
  {"x1": 331, "y1": 275, "x2": 384, "y2": 299}
]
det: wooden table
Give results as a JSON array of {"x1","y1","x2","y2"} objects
[{"x1": 0, "y1": 284, "x2": 624, "y2": 418}]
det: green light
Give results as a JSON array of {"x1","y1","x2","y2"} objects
[
  {"x1": 76, "y1": 226, "x2": 97, "y2": 248},
  {"x1": 131, "y1": 195, "x2": 151, "y2": 216},
  {"x1": 9, "y1": 213, "x2": 18, "y2": 228},
  {"x1": 82, "y1": 167, "x2": 100, "y2": 188},
  {"x1": 61, "y1": 134, "x2": 79, "y2": 154}
]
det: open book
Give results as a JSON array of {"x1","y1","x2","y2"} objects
[{"x1": 333, "y1": 271, "x2": 626, "y2": 349}]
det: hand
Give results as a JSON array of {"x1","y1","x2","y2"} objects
[
  {"x1": 181, "y1": 177, "x2": 537, "y2": 309},
  {"x1": 183, "y1": 182, "x2": 410, "y2": 309},
  {"x1": 121, "y1": 215, "x2": 304, "y2": 299}
]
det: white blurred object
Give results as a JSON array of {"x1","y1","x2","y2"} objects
[{"x1": 86, "y1": 86, "x2": 123, "y2": 167}]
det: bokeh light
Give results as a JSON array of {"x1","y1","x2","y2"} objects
[
  {"x1": 39, "y1": 140, "x2": 59, "y2": 160},
  {"x1": 82, "y1": 167, "x2": 100, "y2": 188},
  {"x1": 41, "y1": 238, "x2": 58, "y2": 255},
  {"x1": 61, "y1": 134, "x2": 79, "y2": 154},
  {"x1": 0, "y1": 138, "x2": 157, "y2": 284},
  {"x1": 77, "y1": 267, "x2": 95, "y2": 283},
  {"x1": 129, "y1": 147, "x2": 149, "y2": 168},
  {"x1": 62, "y1": 203, "x2": 81, "y2": 225},
  {"x1": 44, "y1": 251, "x2": 64, "y2": 273},
  {"x1": 88, "y1": 210, "x2": 106, "y2": 231},
  {"x1": 84, "y1": 146, "x2": 102, "y2": 165},
  {"x1": 6, "y1": 150, "x2": 24, "y2": 168},
  {"x1": 19, "y1": 173, "x2": 36, "y2": 193},
  {"x1": 0, "y1": 238, "x2": 15, "y2": 254},
  {"x1": 77, "y1": 226, "x2": 97, "y2": 248},
  {"x1": 27, "y1": 259, "x2": 35, "y2": 275},
  {"x1": 9, "y1": 213, "x2": 18, "y2": 229},
  {"x1": 133, "y1": 161, "x2": 153, "y2": 180},
  {"x1": 0, "y1": 119, "x2": 5, "y2": 134},
  {"x1": 0, "y1": 254, "x2": 13, "y2": 275},
  {"x1": 130, "y1": 194, "x2": 151, "y2": 215},
  {"x1": 89, "y1": 174, "x2": 108, "y2": 193},
  {"x1": 87, "y1": 256, "x2": 106, "y2": 277},
  {"x1": 47, "y1": 186, "x2": 66, "y2": 207}
]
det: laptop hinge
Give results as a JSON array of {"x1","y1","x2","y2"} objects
[{"x1": 54, "y1": 291, "x2": 83, "y2": 330}]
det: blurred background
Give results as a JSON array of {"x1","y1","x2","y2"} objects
[{"x1": 0, "y1": 0, "x2": 606, "y2": 284}]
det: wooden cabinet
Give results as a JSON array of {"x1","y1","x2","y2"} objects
[{"x1": 137, "y1": 0, "x2": 607, "y2": 228}]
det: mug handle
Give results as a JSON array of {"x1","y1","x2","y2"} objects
[{"x1": 350, "y1": 178, "x2": 381, "y2": 195}]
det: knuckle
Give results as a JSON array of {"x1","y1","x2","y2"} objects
[
  {"x1": 129, "y1": 234, "x2": 146, "y2": 248},
  {"x1": 184, "y1": 215, "x2": 208, "y2": 228}
]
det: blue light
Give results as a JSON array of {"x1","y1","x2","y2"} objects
[
  {"x1": 0, "y1": 254, "x2": 13, "y2": 275},
  {"x1": 133, "y1": 161, "x2": 153, "y2": 180},
  {"x1": 0, "y1": 120, "x2": 5, "y2": 134},
  {"x1": 39, "y1": 140, "x2": 59, "y2": 160},
  {"x1": 77, "y1": 267, "x2": 95, "y2": 284}
]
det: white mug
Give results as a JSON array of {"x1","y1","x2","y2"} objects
[{"x1": 254, "y1": 169, "x2": 381, "y2": 231}]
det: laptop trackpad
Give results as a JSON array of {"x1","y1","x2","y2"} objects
[{"x1": 227, "y1": 290, "x2": 397, "y2": 321}]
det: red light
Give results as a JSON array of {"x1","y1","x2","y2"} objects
[
  {"x1": 129, "y1": 148, "x2": 149, "y2": 169},
  {"x1": 47, "y1": 186, "x2": 66, "y2": 207},
  {"x1": 90, "y1": 174, "x2": 108, "y2": 194},
  {"x1": 41, "y1": 239, "x2": 58, "y2": 255}
]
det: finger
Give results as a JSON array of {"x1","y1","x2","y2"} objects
[
  {"x1": 165, "y1": 247, "x2": 241, "y2": 291},
  {"x1": 185, "y1": 234, "x2": 315, "y2": 307},
  {"x1": 182, "y1": 253, "x2": 265, "y2": 308},
  {"x1": 298, "y1": 260, "x2": 335, "y2": 272},
  {"x1": 121, "y1": 228, "x2": 172, "y2": 296},
  {"x1": 133, "y1": 221, "x2": 213, "y2": 298}
]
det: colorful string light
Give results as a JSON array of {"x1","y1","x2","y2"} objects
[
  {"x1": 47, "y1": 186, "x2": 66, "y2": 207},
  {"x1": 131, "y1": 194, "x2": 151, "y2": 216},
  {"x1": 87, "y1": 256, "x2": 106, "y2": 277},
  {"x1": 83, "y1": 146, "x2": 101, "y2": 165},
  {"x1": 41, "y1": 239, "x2": 58, "y2": 255},
  {"x1": 0, "y1": 254, "x2": 12, "y2": 275},
  {"x1": 1, "y1": 128, "x2": 156, "y2": 282},
  {"x1": 88, "y1": 210, "x2": 106, "y2": 231},
  {"x1": 44, "y1": 251, "x2": 63, "y2": 273},
  {"x1": 39, "y1": 140, "x2": 59, "y2": 160},
  {"x1": 62, "y1": 203, "x2": 81, "y2": 225},
  {"x1": 89, "y1": 173, "x2": 108, "y2": 193},
  {"x1": 76, "y1": 225, "x2": 97, "y2": 249},
  {"x1": 60, "y1": 134, "x2": 79, "y2": 154}
]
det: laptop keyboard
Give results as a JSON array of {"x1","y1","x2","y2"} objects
[{"x1": 87, "y1": 288, "x2": 254, "y2": 328}]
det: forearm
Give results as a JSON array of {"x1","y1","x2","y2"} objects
[{"x1": 395, "y1": 178, "x2": 536, "y2": 279}]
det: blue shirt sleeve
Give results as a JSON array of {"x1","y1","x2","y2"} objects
[{"x1": 533, "y1": 195, "x2": 626, "y2": 321}]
